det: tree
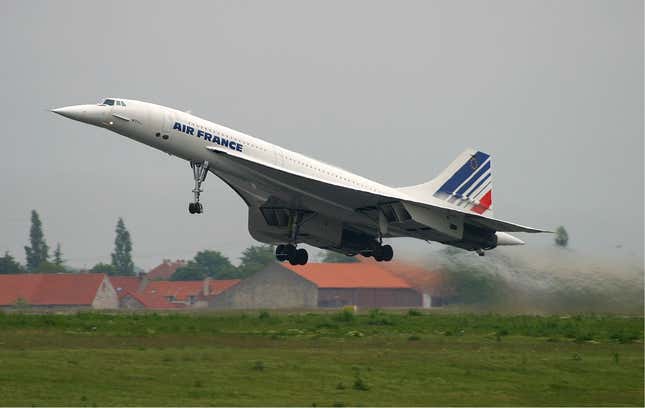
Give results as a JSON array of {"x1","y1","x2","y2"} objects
[
  {"x1": 91, "y1": 262, "x2": 117, "y2": 275},
  {"x1": 171, "y1": 263, "x2": 207, "y2": 281},
  {"x1": 111, "y1": 218, "x2": 134, "y2": 276},
  {"x1": 555, "y1": 226, "x2": 569, "y2": 248},
  {"x1": 24, "y1": 210, "x2": 49, "y2": 272},
  {"x1": 0, "y1": 252, "x2": 24, "y2": 274},
  {"x1": 171, "y1": 250, "x2": 236, "y2": 280},
  {"x1": 321, "y1": 251, "x2": 359, "y2": 263},
  {"x1": 237, "y1": 245, "x2": 275, "y2": 277},
  {"x1": 33, "y1": 261, "x2": 66, "y2": 274},
  {"x1": 53, "y1": 243, "x2": 64, "y2": 267}
]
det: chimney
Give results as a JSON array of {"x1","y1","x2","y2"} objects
[{"x1": 203, "y1": 277, "x2": 211, "y2": 296}]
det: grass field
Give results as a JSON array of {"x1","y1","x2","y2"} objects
[{"x1": 0, "y1": 310, "x2": 642, "y2": 406}]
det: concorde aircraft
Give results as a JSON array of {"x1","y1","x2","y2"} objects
[{"x1": 52, "y1": 98, "x2": 547, "y2": 265}]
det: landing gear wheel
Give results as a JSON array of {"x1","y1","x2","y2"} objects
[
  {"x1": 372, "y1": 244, "x2": 393, "y2": 262},
  {"x1": 288, "y1": 247, "x2": 308, "y2": 265},
  {"x1": 295, "y1": 248, "x2": 308, "y2": 265},
  {"x1": 275, "y1": 244, "x2": 289, "y2": 262},
  {"x1": 381, "y1": 244, "x2": 393, "y2": 262},
  {"x1": 373, "y1": 246, "x2": 384, "y2": 262},
  {"x1": 188, "y1": 202, "x2": 203, "y2": 214}
]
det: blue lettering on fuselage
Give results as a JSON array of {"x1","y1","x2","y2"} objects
[{"x1": 172, "y1": 121, "x2": 243, "y2": 153}]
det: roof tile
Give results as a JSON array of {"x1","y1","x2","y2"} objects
[{"x1": 284, "y1": 263, "x2": 412, "y2": 288}]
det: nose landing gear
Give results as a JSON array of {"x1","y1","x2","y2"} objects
[{"x1": 188, "y1": 161, "x2": 209, "y2": 214}]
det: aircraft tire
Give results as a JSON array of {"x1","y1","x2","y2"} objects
[
  {"x1": 296, "y1": 248, "x2": 308, "y2": 265},
  {"x1": 275, "y1": 244, "x2": 288, "y2": 262},
  {"x1": 188, "y1": 203, "x2": 195, "y2": 214},
  {"x1": 382, "y1": 245, "x2": 393, "y2": 261},
  {"x1": 373, "y1": 246, "x2": 384, "y2": 262}
]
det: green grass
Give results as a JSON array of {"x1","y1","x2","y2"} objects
[{"x1": 0, "y1": 310, "x2": 642, "y2": 406}]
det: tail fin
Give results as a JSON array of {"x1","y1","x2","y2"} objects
[{"x1": 398, "y1": 148, "x2": 494, "y2": 216}]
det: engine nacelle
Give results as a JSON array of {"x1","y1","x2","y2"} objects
[
  {"x1": 248, "y1": 206, "x2": 343, "y2": 248},
  {"x1": 450, "y1": 223, "x2": 498, "y2": 251}
]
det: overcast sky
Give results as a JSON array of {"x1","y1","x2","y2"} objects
[{"x1": 0, "y1": 0, "x2": 642, "y2": 269}]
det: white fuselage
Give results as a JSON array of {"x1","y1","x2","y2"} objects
[
  {"x1": 115, "y1": 100, "x2": 398, "y2": 198},
  {"x1": 51, "y1": 97, "x2": 528, "y2": 253}
]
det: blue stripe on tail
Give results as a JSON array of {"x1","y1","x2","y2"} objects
[
  {"x1": 455, "y1": 160, "x2": 490, "y2": 196},
  {"x1": 437, "y1": 151, "x2": 489, "y2": 195}
]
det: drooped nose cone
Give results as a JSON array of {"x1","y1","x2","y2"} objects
[
  {"x1": 51, "y1": 105, "x2": 85, "y2": 120},
  {"x1": 51, "y1": 104, "x2": 106, "y2": 126}
]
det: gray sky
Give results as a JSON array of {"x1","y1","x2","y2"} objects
[{"x1": 1, "y1": 0, "x2": 642, "y2": 270}]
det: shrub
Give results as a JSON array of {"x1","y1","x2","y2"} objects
[
  {"x1": 258, "y1": 311, "x2": 270, "y2": 320},
  {"x1": 353, "y1": 376, "x2": 369, "y2": 391},
  {"x1": 407, "y1": 309, "x2": 422, "y2": 317},
  {"x1": 367, "y1": 309, "x2": 393, "y2": 326},
  {"x1": 253, "y1": 360, "x2": 265, "y2": 371},
  {"x1": 333, "y1": 309, "x2": 355, "y2": 323},
  {"x1": 610, "y1": 331, "x2": 639, "y2": 344},
  {"x1": 408, "y1": 335, "x2": 421, "y2": 341}
]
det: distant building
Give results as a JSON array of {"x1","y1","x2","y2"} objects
[
  {"x1": 146, "y1": 259, "x2": 186, "y2": 280},
  {"x1": 109, "y1": 276, "x2": 145, "y2": 298},
  {"x1": 142, "y1": 278, "x2": 240, "y2": 307},
  {"x1": 209, "y1": 262, "x2": 422, "y2": 309},
  {"x1": 119, "y1": 290, "x2": 179, "y2": 309},
  {"x1": 372, "y1": 261, "x2": 450, "y2": 307},
  {"x1": 209, "y1": 263, "x2": 318, "y2": 309},
  {"x1": 0, "y1": 273, "x2": 118, "y2": 310}
]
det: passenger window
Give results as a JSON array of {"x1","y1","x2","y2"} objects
[
  {"x1": 104, "y1": 99, "x2": 114, "y2": 106},
  {"x1": 121, "y1": 101, "x2": 126, "y2": 107}
]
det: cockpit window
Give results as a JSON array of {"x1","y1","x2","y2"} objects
[{"x1": 103, "y1": 99, "x2": 115, "y2": 106}]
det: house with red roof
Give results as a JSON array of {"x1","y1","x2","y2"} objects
[
  {"x1": 119, "y1": 290, "x2": 179, "y2": 310},
  {"x1": 143, "y1": 278, "x2": 240, "y2": 307},
  {"x1": 109, "y1": 276, "x2": 144, "y2": 298},
  {"x1": 146, "y1": 259, "x2": 186, "y2": 280},
  {"x1": 0, "y1": 273, "x2": 118, "y2": 310},
  {"x1": 208, "y1": 262, "x2": 421, "y2": 309}
]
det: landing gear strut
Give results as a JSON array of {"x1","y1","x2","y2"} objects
[
  {"x1": 188, "y1": 161, "x2": 209, "y2": 214},
  {"x1": 275, "y1": 244, "x2": 308, "y2": 265},
  {"x1": 275, "y1": 210, "x2": 309, "y2": 265}
]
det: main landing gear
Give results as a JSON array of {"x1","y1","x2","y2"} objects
[
  {"x1": 371, "y1": 243, "x2": 394, "y2": 262},
  {"x1": 275, "y1": 244, "x2": 308, "y2": 265},
  {"x1": 188, "y1": 161, "x2": 209, "y2": 214},
  {"x1": 275, "y1": 210, "x2": 309, "y2": 265}
]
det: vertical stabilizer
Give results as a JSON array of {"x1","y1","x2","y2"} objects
[{"x1": 398, "y1": 148, "x2": 494, "y2": 217}]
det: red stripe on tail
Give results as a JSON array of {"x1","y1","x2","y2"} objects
[{"x1": 471, "y1": 190, "x2": 492, "y2": 214}]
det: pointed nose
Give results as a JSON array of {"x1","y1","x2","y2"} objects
[
  {"x1": 51, "y1": 104, "x2": 107, "y2": 126},
  {"x1": 51, "y1": 105, "x2": 86, "y2": 121}
]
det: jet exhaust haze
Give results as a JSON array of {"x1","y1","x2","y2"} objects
[{"x1": 387, "y1": 247, "x2": 644, "y2": 314}]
